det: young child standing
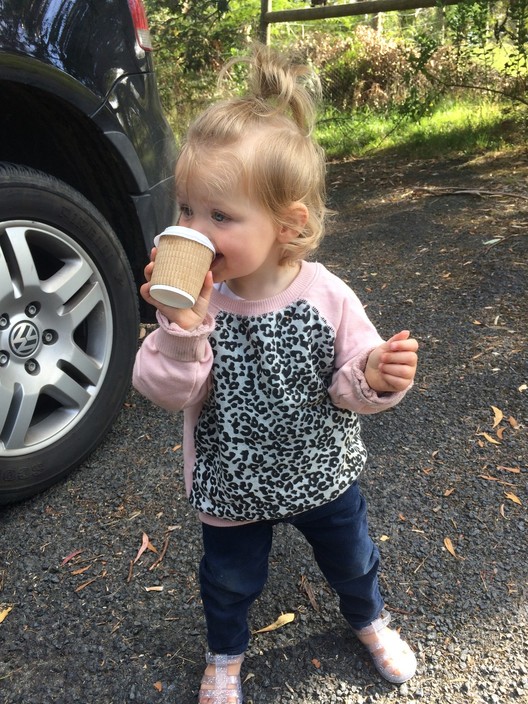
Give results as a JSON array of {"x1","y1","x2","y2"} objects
[{"x1": 133, "y1": 43, "x2": 419, "y2": 704}]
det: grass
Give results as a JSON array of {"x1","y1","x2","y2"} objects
[
  {"x1": 316, "y1": 96, "x2": 525, "y2": 161},
  {"x1": 165, "y1": 89, "x2": 525, "y2": 162}
]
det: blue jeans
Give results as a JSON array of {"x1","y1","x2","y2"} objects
[{"x1": 199, "y1": 482, "x2": 384, "y2": 655}]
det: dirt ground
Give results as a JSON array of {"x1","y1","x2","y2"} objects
[{"x1": 1, "y1": 149, "x2": 527, "y2": 704}]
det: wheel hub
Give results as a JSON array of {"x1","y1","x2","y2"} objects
[{"x1": 8, "y1": 319, "x2": 40, "y2": 358}]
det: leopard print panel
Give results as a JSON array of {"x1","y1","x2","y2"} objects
[{"x1": 190, "y1": 301, "x2": 368, "y2": 521}]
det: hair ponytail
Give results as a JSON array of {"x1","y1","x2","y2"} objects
[{"x1": 220, "y1": 43, "x2": 321, "y2": 137}]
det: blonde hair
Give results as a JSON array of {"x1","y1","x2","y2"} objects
[{"x1": 175, "y1": 43, "x2": 327, "y2": 264}]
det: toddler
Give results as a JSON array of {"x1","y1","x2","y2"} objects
[{"x1": 133, "y1": 43, "x2": 419, "y2": 704}]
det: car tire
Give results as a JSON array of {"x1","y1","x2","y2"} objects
[{"x1": 0, "y1": 162, "x2": 139, "y2": 504}]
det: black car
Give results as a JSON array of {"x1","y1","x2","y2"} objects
[{"x1": 0, "y1": 0, "x2": 177, "y2": 503}]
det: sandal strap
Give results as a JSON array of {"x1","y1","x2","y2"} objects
[
  {"x1": 205, "y1": 651, "x2": 245, "y2": 666},
  {"x1": 200, "y1": 651, "x2": 244, "y2": 704},
  {"x1": 352, "y1": 608, "x2": 391, "y2": 636}
]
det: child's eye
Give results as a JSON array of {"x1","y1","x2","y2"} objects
[
  {"x1": 212, "y1": 210, "x2": 230, "y2": 223},
  {"x1": 179, "y1": 204, "x2": 192, "y2": 218}
]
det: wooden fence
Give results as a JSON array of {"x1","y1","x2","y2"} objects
[{"x1": 259, "y1": 0, "x2": 462, "y2": 42}]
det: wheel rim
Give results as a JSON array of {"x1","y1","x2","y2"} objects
[{"x1": 0, "y1": 220, "x2": 113, "y2": 455}]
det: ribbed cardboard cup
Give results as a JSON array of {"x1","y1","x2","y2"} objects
[{"x1": 150, "y1": 227, "x2": 215, "y2": 308}]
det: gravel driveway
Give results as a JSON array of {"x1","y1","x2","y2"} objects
[{"x1": 1, "y1": 152, "x2": 527, "y2": 704}]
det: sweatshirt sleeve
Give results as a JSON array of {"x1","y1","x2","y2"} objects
[
  {"x1": 323, "y1": 276, "x2": 408, "y2": 414},
  {"x1": 132, "y1": 310, "x2": 214, "y2": 412}
]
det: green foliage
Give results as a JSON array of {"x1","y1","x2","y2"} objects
[
  {"x1": 145, "y1": 0, "x2": 258, "y2": 134},
  {"x1": 145, "y1": 0, "x2": 528, "y2": 156}
]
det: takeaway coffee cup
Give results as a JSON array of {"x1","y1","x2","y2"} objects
[{"x1": 150, "y1": 226, "x2": 215, "y2": 308}]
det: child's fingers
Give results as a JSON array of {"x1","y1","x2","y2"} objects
[
  {"x1": 191, "y1": 271, "x2": 213, "y2": 320},
  {"x1": 386, "y1": 331, "x2": 419, "y2": 353},
  {"x1": 379, "y1": 362, "x2": 416, "y2": 380},
  {"x1": 378, "y1": 372, "x2": 413, "y2": 391},
  {"x1": 381, "y1": 351, "x2": 418, "y2": 367},
  {"x1": 144, "y1": 261, "x2": 155, "y2": 282},
  {"x1": 387, "y1": 330, "x2": 410, "y2": 344}
]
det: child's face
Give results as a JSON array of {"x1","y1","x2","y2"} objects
[{"x1": 176, "y1": 171, "x2": 286, "y2": 294}]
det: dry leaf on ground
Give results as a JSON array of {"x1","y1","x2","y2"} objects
[
  {"x1": 476, "y1": 431, "x2": 501, "y2": 445},
  {"x1": 444, "y1": 537, "x2": 457, "y2": 558},
  {"x1": 254, "y1": 612, "x2": 295, "y2": 633},
  {"x1": 0, "y1": 604, "x2": 13, "y2": 624},
  {"x1": 134, "y1": 532, "x2": 150, "y2": 564},
  {"x1": 491, "y1": 405, "x2": 504, "y2": 428}
]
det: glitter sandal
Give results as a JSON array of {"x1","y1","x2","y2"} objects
[
  {"x1": 198, "y1": 651, "x2": 244, "y2": 704},
  {"x1": 353, "y1": 610, "x2": 417, "y2": 684}
]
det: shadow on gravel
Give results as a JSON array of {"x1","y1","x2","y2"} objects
[{"x1": 1, "y1": 152, "x2": 527, "y2": 704}]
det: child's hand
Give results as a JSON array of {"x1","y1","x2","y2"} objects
[
  {"x1": 364, "y1": 330, "x2": 418, "y2": 394},
  {"x1": 139, "y1": 247, "x2": 213, "y2": 331}
]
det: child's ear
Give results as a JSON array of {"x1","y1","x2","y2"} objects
[{"x1": 277, "y1": 202, "x2": 309, "y2": 243}]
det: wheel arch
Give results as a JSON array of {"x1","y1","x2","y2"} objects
[{"x1": 0, "y1": 79, "x2": 148, "y2": 295}]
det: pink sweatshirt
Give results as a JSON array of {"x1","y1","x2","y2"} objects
[{"x1": 133, "y1": 261, "x2": 407, "y2": 526}]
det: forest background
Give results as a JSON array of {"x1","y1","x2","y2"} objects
[{"x1": 144, "y1": 0, "x2": 527, "y2": 160}]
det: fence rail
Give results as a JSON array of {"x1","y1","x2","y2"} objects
[{"x1": 259, "y1": 0, "x2": 461, "y2": 42}]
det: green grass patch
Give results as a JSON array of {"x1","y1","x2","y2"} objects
[{"x1": 317, "y1": 98, "x2": 524, "y2": 161}]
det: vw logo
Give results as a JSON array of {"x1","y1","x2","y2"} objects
[{"x1": 9, "y1": 321, "x2": 40, "y2": 358}]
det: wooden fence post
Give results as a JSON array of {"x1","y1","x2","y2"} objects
[{"x1": 259, "y1": 0, "x2": 272, "y2": 44}]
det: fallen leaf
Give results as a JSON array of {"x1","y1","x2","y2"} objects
[
  {"x1": 134, "y1": 532, "x2": 150, "y2": 564},
  {"x1": 147, "y1": 541, "x2": 158, "y2": 554},
  {"x1": 172, "y1": 444, "x2": 182, "y2": 451},
  {"x1": 444, "y1": 487, "x2": 455, "y2": 497},
  {"x1": 476, "y1": 432, "x2": 501, "y2": 445},
  {"x1": 500, "y1": 504, "x2": 506, "y2": 518},
  {"x1": 149, "y1": 535, "x2": 171, "y2": 572},
  {"x1": 71, "y1": 565, "x2": 91, "y2": 576},
  {"x1": 443, "y1": 537, "x2": 457, "y2": 558},
  {"x1": 491, "y1": 405, "x2": 504, "y2": 428},
  {"x1": 254, "y1": 612, "x2": 295, "y2": 633},
  {"x1": 153, "y1": 681, "x2": 163, "y2": 692},
  {"x1": 312, "y1": 658, "x2": 321, "y2": 669},
  {"x1": 145, "y1": 586, "x2": 164, "y2": 592},
  {"x1": 497, "y1": 465, "x2": 521, "y2": 474},
  {"x1": 61, "y1": 549, "x2": 83, "y2": 566},
  {"x1": 478, "y1": 475, "x2": 516, "y2": 487},
  {"x1": 508, "y1": 416, "x2": 520, "y2": 429},
  {"x1": 75, "y1": 570, "x2": 107, "y2": 592},
  {"x1": 299, "y1": 575, "x2": 319, "y2": 612},
  {"x1": 380, "y1": 535, "x2": 390, "y2": 542},
  {"x1": 0, "y1": 604, "x2": 13, "y2": 624},
  {"x1": 505, "y1": 492, "x2": 522, "y2": 506},
  {"x1": 519, "y1": 383, "x2": 527, "y2": 392},
  {"x1": 496, "y1": 427, "x2": 506, "y2": 441}
]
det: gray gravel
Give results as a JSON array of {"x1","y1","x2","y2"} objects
[{"x1": 1, "y1": 153, "x2": 527, "y2": 704}]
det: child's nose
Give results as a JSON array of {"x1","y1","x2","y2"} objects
[{"x1": 186, "y1": 215, "x2": 210, "y2": 239}]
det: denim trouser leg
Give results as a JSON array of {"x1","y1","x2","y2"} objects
[
  {"x1": 289, "y1": 482, "x2": 384, "y2": 630},
  {"x1": 200, "y1": 520, "x2": 273, "y2": 655},
  {"x1": 199, "y1": 482, "x2": 384, "y2": 654}
]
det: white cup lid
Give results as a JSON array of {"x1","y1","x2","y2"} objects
[
  {"x1": 154, "y1": 226, "x2": 215, "y2": 254},
  {"x1": 150, "y1": 285, "x2": 196, "y2": 309}
]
